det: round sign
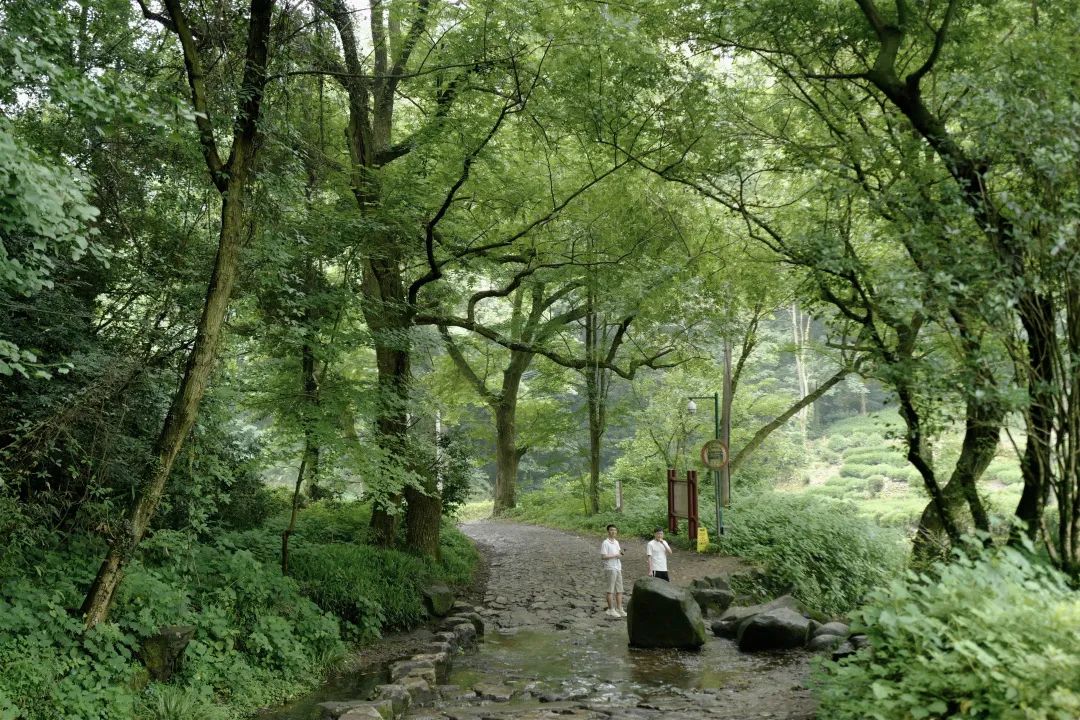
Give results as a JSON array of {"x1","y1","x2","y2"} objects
[{"x1": 700, "y1": 439, "x2": 729, "y2": 470}]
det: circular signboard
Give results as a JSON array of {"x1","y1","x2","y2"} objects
[{"x1": 700, "y1": 439, "x2": 729, "y2": 470}]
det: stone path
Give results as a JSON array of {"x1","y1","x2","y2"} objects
[{"x1": 403, "y1": 521, "x2": 817, "y2": 719}]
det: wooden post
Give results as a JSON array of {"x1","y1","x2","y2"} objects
[{"x1": 667, "y1": 467, "x2": 677, "y2": 533}]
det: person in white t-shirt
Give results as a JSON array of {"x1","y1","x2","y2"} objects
[
  {"x1": 646, "y1": 528, "x2": 673, "y2": 581},
  {"x1": 600, "y1": 524, "x2": 626, "y2": 618}
]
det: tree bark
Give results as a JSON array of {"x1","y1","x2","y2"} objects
[
  {"x1": 912, "y1": 394, "x2": 1000, "y2": 560},
  {"x1": 493, "y1": 400, "x2": 521, "y2": 515}
]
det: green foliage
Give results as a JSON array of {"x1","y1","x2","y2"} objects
[
  {"x1": 0, "y1": 502, "x2": 477, "y2": 719},
  {"x1": 717, "y1": 492, "x2": 906, "y2": 616},
  {"x1": 288, "y1": 544, "x2": 424, "y2": 641},
  {"x1": 511, "y1": 474, "x2": 669, "y2": 541},
  {"x1": 815, "y1": 541, "x2": 1080, "y2": 719}
]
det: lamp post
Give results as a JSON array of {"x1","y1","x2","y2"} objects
[
  {"x1": 688, "y1": 392, "x2": 723, "y2": 536},
  {"x1": 688, "y1": 339, "x2": 733, "y2": 536}
]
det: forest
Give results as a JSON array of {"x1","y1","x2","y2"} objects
[{"x1": 1, "y1": 0, "x2": 1078, "y2": 718}]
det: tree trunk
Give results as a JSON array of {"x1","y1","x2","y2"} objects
[
  {"x1": 912, "y1": 394, "x2": 1001, "y2": 560},
  {"x1": 493, "y1": 400, "x2": 520, "y2": 515},
  {"x1": 404, "y1": 481, "x2": 442, "y2": 558},
  {"x1": 81, "y1": 181, "x2": 250, "y2": 626},
  {"x1": 790, "y1": 304, "x2": 811, "y2": 438},
  {"x1": 367, "y1": 338, "x2": 410, "y2": 547},
  {"x1": 1013, "y1": 292, "x2": 1056, "y2": 542}
]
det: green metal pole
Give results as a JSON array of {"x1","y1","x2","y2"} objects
[{"x1": 713, "y1": 391, "x2": 722, "y2": 536}]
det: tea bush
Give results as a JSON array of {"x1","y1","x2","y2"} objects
[{"x1": 815, "y1": 541, "x2": 1080, "y2": 719}]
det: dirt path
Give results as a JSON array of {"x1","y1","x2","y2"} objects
[{"x1": 437, "y1": 520, "x2": 816, "y2": 720}]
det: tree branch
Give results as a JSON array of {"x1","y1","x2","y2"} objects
[
  {"x1": 163, "y1": 0, "x2": 226, "y2": 189},
  {"x1": 728, "y1": 366, "x2": 851, "y2": 473}
]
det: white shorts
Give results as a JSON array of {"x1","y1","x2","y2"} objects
[{"x1": 604, "y1": 568, "x2": 624, "y2": 594}]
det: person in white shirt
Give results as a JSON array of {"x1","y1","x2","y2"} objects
[
  {"x1": 600, "y1": 524, "x2": 626, "y2": 618},
  {"x1": 646, "y1": 528, "x2": 673, "y2": 581}
]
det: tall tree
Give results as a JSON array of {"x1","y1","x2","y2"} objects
[{"x1": 80, "y1": 0, "x2": 277, "y2": 626}]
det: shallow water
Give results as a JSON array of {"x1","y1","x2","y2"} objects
[
  {"x1": 256, "y1": 667, "x2": 386, "y2": 720},
  {"x1": 446, "y1": 624, "x2": 806, "y2": 704}
]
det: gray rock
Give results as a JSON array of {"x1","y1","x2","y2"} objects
[
  {"x1": 626, "y1": 576, "x2": 706, "y2": 649},
  {"x1": 410, "y1": 651, "x2": 451, "y2": 683},
  {"x1": 374, "y1": 684, "x2": 411, "y2": 718},
  {"x1": 718, "y1": 594, "x2": 801, "y2": 625},
  {"x1": 690, "y1": 576, "x2": 732, "y2": 592},
  {"x1": 690, "y1": 587, "x2": 735, "y2": 616},
  {"x1": 806, "y1": 633, "x2": 845, "y2": 652},
  {"x1": 318, "y1": 700, "x2": 370, "y2": 719},
  {"x1": 422, "y1": 641, "x2": 454, "y2": 655},
  {"x1": 449, "y1": 600, "x2": 476, "y2": 614},
  {"x1": 401, "y1": 672, "x2": 435, "y2": 706},
  {"x1": 339, "y1": 699, "x2": 394, "y2": 720},
  {"x1": 449, "y1": 621, "x2": 477, "y2": 645},
  {"x1": 140, "y1": 625, "x2": 196, "y2": 682},
  {"x1": 474, "y1": 682, "x2": 515, "y2": 702},
  {"x1": 436, "y1": 684, "x2": 475, "y2": 702},
  {"x1": 433, "y1": 631, "x2": 458, "y2": 646},
  {"x1": 812, "y1": 622, "x2": 850, "y2": 639},
  {"x1": 458, "y1": 611, "x2": 486, "y2": 636},
  {"x1": 831, "y1": 641, "x2": 857, "y2": 660},
  {"x1": 850, "y1": 634, "x2": 870, "y2": 649},
  {"x1": 421, "y1": 582, "x2": 455, "y2": 617},
  {"x1": 736, "y1": 607, "x2": 812, "y2": 651},
  {"x1": 389, "y1": 659, "x2": 434, "y2": 683},
  {"x1": 710, "y1": 618, "x2": 739, "y2": 638}
]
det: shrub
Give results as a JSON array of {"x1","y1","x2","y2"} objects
[
  {"x1": 843, "y1": 448, "x2": 905, "y2": 466},
  {"x1": 984, "y1": 458, "x2": 1023, "y2": 487},
  {"x1": 290, "y1": 544, "x2": 411, "y2": 639},
  {"x1": 840, "y1": 463, "x2": 880, "y2": 479},
  {"x1": 814, "y1": 541, "x2": 1080, "y2": 719},
  {"x1": 806, "y1": 484, "x2": 848, "y2": 499},
  {"x1": 866, "y1": 476, "x2": 885, "y2": 496},
  {"x1": 716, "y1": 492, "x2": 905, "y2": 616}
]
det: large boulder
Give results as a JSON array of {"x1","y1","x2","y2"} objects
[
  {"x1": 626, "y1": 576, "x2": 706, "y2": 649},
  {"x1": 736, "y1": 607, "x2": 812, "y2": 651}
]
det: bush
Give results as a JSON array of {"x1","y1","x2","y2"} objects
[
  {"x1": 716, "y1": 492, "x2": 906, "y2": 616},
  {"x1": 815, "y1": 541, "x2": 1080, "y2": 719},
  {"x1": 843, "y1": 448, "x2": 905, "y2": 466},
  {"x1": 984, "y1": 458, "x2": 1023, "y2": 487},
  {"x1": 866, "y1": 476, "x2": 885, "y2": 496},
  {"x1": 840, "y1": 463, "x2": 878, "y2": 479}
]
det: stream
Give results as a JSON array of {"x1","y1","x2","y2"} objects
[{"x1": 261, "y1": 521, "x2": 816, "y2": 719}]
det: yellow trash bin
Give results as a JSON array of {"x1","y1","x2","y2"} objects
[{"x1": 697, "y1": 526, "x2": 710, "y2": 552}]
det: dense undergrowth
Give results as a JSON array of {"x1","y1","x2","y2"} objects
[
  {"x1": 0, "y1": 501, "x2": 477, "y2": 720},
  {"x1": 815, "y1": 540, "x2": 1080, "y2": 719},
  {"x1": 714, "y1": 492, "x2": 906, "y2": 617}
]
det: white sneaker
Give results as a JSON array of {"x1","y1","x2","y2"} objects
[
  {"x1": 617, "y1": 608, "x2": 628, "y2": 618},
  {"x1": 605, "y1": 608, "x2": 619, "y2": 618}
]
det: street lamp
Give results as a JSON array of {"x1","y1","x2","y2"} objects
[
  {"x1": 687, "y1": 338, "x2": 733, "y2": 539},
  {"x1": 687, "y1": 393, "x2": 724, "y2": 536}
]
